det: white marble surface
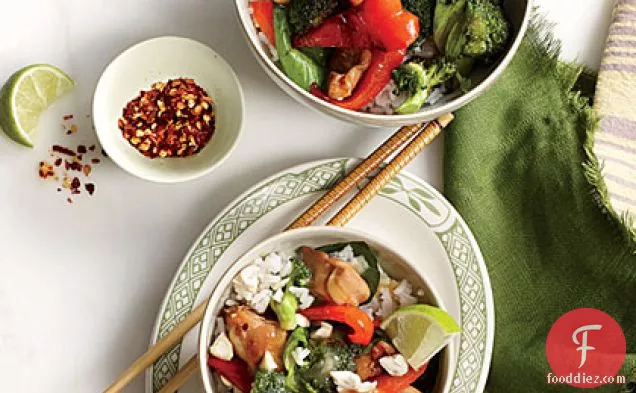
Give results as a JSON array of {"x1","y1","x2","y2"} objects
[{"x1": 0, "y1": 0, "x2": 616, "y2": 392}]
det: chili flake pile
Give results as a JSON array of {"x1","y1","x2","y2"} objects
[
  {"x1": 37, "y1": 115, "x2": 102, "y2": 204},
  {"x1": 118, "y1": 78, "x2": 216, "y2": 158}
]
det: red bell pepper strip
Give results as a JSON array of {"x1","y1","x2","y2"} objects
[
  {"x1": 300, "y1": 305, "x2": 374, "y2": 345},
  {"x1": 250, "y1": 1, "x2": 276, "y2": 45},
  {"x1": 293, "y1": 0, "x2": 419, "y2": 51},
  {"x1": 373, "y1": 364, "x2": 429, "y2": 393},
  {"x1": 207, "y1": 356, "x2": 254, "y2": 393},
  {"x1": 310, "y1": 49, "x2": 405, "y2": 111}
]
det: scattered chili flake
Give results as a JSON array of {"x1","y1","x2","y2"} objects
[
  {"x1": 71, "y1": 177, "x2": 80, "y2": 189},
  {"x1": 57, "y1": 188, "x2": 62, "y2": 192},
  {"x1": 52, "y1": 145, "x2": 76, "y2": 157},
  {"x1": 54, "y1": 158, "x2": 63, "y2": 167},
  {"x1": 77, "y1": 145, "x2": 87, "y2": 154},
  {"x1": 38, "y1": 161, "x2": 56, "y2": 179},
  {"x1": 91, "y1": 158, "x2": 101, "y2": 164},
  {"x1": 63, "y1": 114, "x2": 74, "y2": 121},
  {"x1": 83, "y1": 165, "x2": 92, "y2": 176},
  {"x1": 62, "y1": 176, "x2": 73, "y2": 189},
  {"x1": 85, "y1": 183, "x2": 95, "y2": 195},
  {"x1": 67, "y1": 198, "x2": 73, "y2": 204},
  {"x1": 101, "y1": 149, "x2": 109, "y2": 158},
  {"x1": 118, "y1": 78, "x2": 216, "y2": 159},
  {"x1": 88, "y1": 145, "x2": 96, "y2": 151},
  {"x1": 65, "y1": 160, "x2": 83, "y2": 171}
]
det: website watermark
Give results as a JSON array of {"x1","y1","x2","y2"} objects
[
  {"x1": 547, "y1": 372, "x2": 626, "y2": 385},
  {"x1": 546, "y1": 308, "x2": 626, "y2": 388}
]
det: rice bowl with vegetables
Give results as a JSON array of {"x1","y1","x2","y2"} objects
[
  {"x1": 204, "y1": 240, "x2": 460, "y2": 393},
  {"x1": 246, "y1": 0, "x2": 512, "y2": 115}
]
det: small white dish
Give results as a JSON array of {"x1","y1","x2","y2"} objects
[{"x1": 93, "y1": 36, "x2": 244, "y2": 183}]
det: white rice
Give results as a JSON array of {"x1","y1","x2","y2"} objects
[{"x1": 362, "y1": 80, "x2": 406, "y2": 115}]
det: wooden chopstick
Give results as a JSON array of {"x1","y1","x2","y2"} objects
[
  {"x1": 328, "y1": 113, "x2": 454, "y2": 226},
  {"x1": 102, "y1": 114, "x2": 453, "y2": 393},
  {"x1": 286, "y1": 122, "x2": 424, "y2": 230},
  {"x1": 102, "y1": 301, "x2": 208, "y2": 393}
]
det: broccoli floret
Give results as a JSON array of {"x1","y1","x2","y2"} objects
[
  {"x1": 402, "y1": 0, "x2": 436, "y2": 37},
  {"x1": 298, "y1": 341, "x2": 357, "y2": 392},
  {"x1": 289, "y1": 257, "x2": 312, "y2": 287},
  {"x1": 251, "y1": 370, "x2": 287, "y2": 393},
  {"x1": 393, "y1": 60, "x2": 457, "y2": 114},
  {"x1": 434, "y1": 0, "x2": 510, "y2": 62},
  {"x1": 283, "y1": 328, "x2": 309, "y2": 392},
  {"x1": 288, "y1": 0, "x2": 339, "y2": 35}
]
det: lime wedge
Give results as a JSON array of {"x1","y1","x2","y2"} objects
[
  {"x1": 380, "y1": 304, "x2": 461, "y2": 369},
  {"x1": 0, "y1": 64, "x2": 75, "y2": 147}
]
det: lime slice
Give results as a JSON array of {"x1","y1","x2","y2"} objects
[
  {"x1": 380, "y1": 304, "x2": 461, "y2": 369},
  {"x1": 0, "y1": 64, "x2": 75, "y2": 147}
]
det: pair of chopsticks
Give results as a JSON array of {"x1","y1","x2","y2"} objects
[{"x1": 103, "y1": 113, "x2": 454, "y2": 393}]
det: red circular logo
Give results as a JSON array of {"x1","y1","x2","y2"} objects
[{"x1": 546, "y1": 308, "x2": 626, "y2": 388}]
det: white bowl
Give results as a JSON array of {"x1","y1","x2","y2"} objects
[
  {"x1": 198, "y1": 226, "x2": 456, "y2": 393},
  {"x1": 234, "y1": 0, "x2": 531, "y2": 127},
  {"x1": 93, "y1": 36, "x2": 244, "y2": 183}
]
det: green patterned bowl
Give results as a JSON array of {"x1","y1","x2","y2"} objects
[{"x1": 197, "y1": 226, "x2": 455, "y2": 393}]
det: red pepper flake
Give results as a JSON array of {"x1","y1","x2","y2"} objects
[
  {"x1": 54, "y1": 158, "x2": 63, "y2": 167},
  {"x1": 38, "y1": 161, "x2": 56, "y2": 179},
  {"x1": 88, "y1": 145, "x2": 96, "y2": 151},
  {"x1": 77, "y1": 145, "x2": 87, "y2": 154},
  {"x1": 91, "y1": 158, "x2": 101, "y2": 164},
  {"x1": 85, "y1": 183, "x2": 95, "y2": 195},
  {"x1": 101, "y1": 149, "x2": 108, "y2": 158},
  {"x1": 83, "y1": 165, "x2": 92, "y2": 176},
  {"x1": 57, "y1": 188, "x2": 62, "y2": 192},
  {"x1": 71, "y1": 177, "x2": 80, "y2": 189},
  {"x1": 118, "y1": 78, "x2": 216, "y2": 159},
  {"x1": 65, "y1": 160, "x2": 83, "y2": 171},
  {"x1": 52, "y1": 145, "x2": 76, "y2": 157},
  {"x1": 67, "y1": 197, "x2": 73, "y2": 204},
  {"x1": 63, "y1": 114, "x2": 74, "y2": 121}
]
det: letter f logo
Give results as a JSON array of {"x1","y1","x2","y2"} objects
[{"x1": 572, "y1": 324, "x2": 602, "y2": 368}]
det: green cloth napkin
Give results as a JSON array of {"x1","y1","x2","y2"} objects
[{"x1": 443, "y1": 19, "x2": 636, "y2": 393}]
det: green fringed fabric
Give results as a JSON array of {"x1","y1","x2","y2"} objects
[{"x1": 444, "y1": 16, "x2": 636, "y2": 393}]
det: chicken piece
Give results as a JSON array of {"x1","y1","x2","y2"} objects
[
  {"x1": 300, "y1": 247, "x2": 371, "y2": 306},
  {"x1": 327, "y1": 49, "x2": 373, "y2": 100},
  {"x1": 401, "y1": 387, "x2": 423, "y2": 393},
  {"x1": 356, "y1": 354, "x2": 383, "y2": 381},
  {"x1": 356, "y1": 341, "x2": 398, "y2": 380},
  {"x1": 224, "y1": 306, "x2": 287, "y2": 370}
]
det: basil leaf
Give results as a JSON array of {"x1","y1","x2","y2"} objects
[{"x1": 316, "y1": 241, "x2": 380, "y2": 302}]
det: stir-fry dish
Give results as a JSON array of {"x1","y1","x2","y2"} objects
[
  {"x1": 249, "y1": 0, "x2": 511, "y2": 115},
  {"x1": 207, "y1": 242, "x2": 461, "y2": 393}
]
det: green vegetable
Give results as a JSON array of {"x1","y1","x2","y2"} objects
[
  {"x1": 392, "y1": 60, "x2": 457, "y2": 114},
  {"x1": 402, "y1": 0, "x2": 436, "y2": 38},
  {"x1": 271, "y1": 257, "x2": 312, "y2": 331},
  {"x1": 288, "y1": 0, "x2": 339, "y2": 35},
  {"x1": 298, "y1": 340, "x2": 357, "y2": 393},
  {"x1": 274, "y1": 6, "x2": 325, "y2": 91},
  {"x1": 299, "y1": 47, "x2": 329, "y2": 67},
  {"x1": 271, "y1": 291, "x2": 300, "y2": 331},
  {"x1": 283, "y1": 328, "x2": 309, "y2": 392},
  {"x1": 289, "y1": 256, "x2": 312, "y2": 287},
  {"x1": 251, "y1": 370, "x2": 287, "y2": 393},
  {"x1": 434, "y1": 0, "x2": 510, "y2": 62},
  {"x1": 316, "y1": 242, "x2": 380, "y2": 302}
]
